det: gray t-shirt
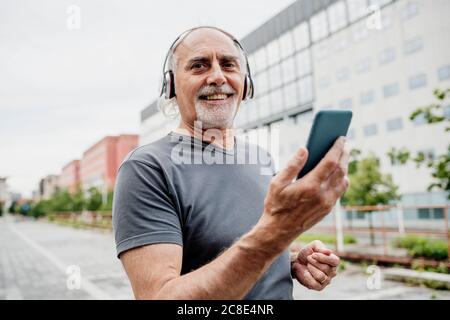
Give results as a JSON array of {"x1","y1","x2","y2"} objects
[{"x1": 113, "y1": 131, "x2": 293, "y2": 300}]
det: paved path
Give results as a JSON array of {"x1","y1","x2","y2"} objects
[{"x1": 1, "y1": 215, "x2": 449, "y2": 300}]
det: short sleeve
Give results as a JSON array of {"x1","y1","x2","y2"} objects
[{"x1": 112, "y1": 159, "x2": 182, "y2": 258}]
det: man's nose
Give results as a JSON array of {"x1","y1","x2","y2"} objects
[{"x1": 206, "y1": 62, "x2": 226, "y2": 86}]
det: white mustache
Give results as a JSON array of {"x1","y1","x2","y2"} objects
[{"x1": 197, "y1": 84, "x2": 236, "y2": 98}]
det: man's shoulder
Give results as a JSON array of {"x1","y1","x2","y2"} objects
[{"x1": 119, "y1": 134, "x2": 174, "y2": 170}]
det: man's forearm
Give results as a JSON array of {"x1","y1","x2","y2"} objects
[{"x1": 155, "y1": 221, "x2": 287, "y2": 299}]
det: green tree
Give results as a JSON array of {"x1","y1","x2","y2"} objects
[
  {"x1": 86, "y1": 187, "x2": 102, "y2": 211},
  {"x1": 71, "y1": 187, "x2": 85, "y2": 212},
  {"x1": 8, "y1": 200, "x2": 18, "y2": 214},
  {"x1": 342, "y1": 151, "x2": 400, "y2": 245},
  {"x1": 100, "y1": 190, "x2": 114, "y2": 211},
  {"x1": 30, "y1": 200, "x2": 52, "y2": 219},
  {"x1": 50, "y1": 190, "x2": 74, "y2": 212},
  {"x1": 388, "y1": 88, "x2": 450, "y2": 199}
]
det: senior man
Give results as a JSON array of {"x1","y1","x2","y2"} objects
[{"x1": 113, "y1": 26, "x2": 348, "y2": 299}]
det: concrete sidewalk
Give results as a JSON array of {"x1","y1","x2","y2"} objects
[{"x1": 1, "y1": 215, "x2": 449, "y2": 300}]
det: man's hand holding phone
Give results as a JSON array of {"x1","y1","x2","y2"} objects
[{"x1": 256, "y1": 136, "x2": 350, "y2": 253}]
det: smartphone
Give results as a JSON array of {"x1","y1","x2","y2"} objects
[{"x1": 297, "y1": 110, "x2": 353, "y2": 179}]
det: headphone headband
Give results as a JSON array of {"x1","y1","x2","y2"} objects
[{"x1": 160, "y1": 26, "x2": 254, "y2": 100}]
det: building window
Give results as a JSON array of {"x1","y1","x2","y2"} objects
[
  {"x1": 318, "y1": 76, "x2": 331, "y2": 90},
  {"x1": 386, "y1": 118, "x2": 403, "y2": 131},
  {"x1": 379, "y1": 47, "x2": 396, "y2": 65},
  {"x1": 404, "y1": 36, "x2": 423, "y2": 55},
  {"x1": 281, "y1": 56, "x2": 296, "y2": 85},
  {"x1": 279, "y1": 31, "x2": 295, "y2": 60},
  {"x1": 339, "y1": 98, "x2": 353, "y2": 110},
  {"x1": 363, "y1": 124, "x2": 378, "y2": 137},
  {"x1": 360, "y1": 90, "x2": 375, "y2": 105},
  {"x1": 402, "y1": 2, "x2": 419, "y2": 20},
  {"x1": 336, "y1": 67, "x2": 350, "y2": 82},
  {"x1": 347, "y1": 0, "x2": 368, "y2": 22},
  {"x1": 247, "y1": 99, "x2": 259, "y2": 123},
  {"x1": 418, "y1": 208, "x2": 430, "y2": 219},
  {"x1": 240, "y1": 102, "x2": 251, "y2": 124},
  {"x1": 258, "y1": 94, "x2": 270, "y2": 120},
  {"x1": 284, "y1": 81, "x2": 299, "y2": 109},
  {"x1": 433, "y1": 208, "x2": 444, "y2": 219},
  {"x1": 328, "y1": 1, "x2": 348, "y2": 33},
  {"x1": 267, "y1": 39, "x2": 281, "y2": 66},
  {"x1": 295, "y1": 50, "x2": 312, "y2": 77},
  {"x1": 269, "y1": 88, "x2": 284, "y2": 115},
  {"x1": 356, "y1": 57, "x2": 371, "y2": 74},
  {"x1": 268, "y1": 64, "x2": 282, "y2": 90},
  {"x1": 383, "y1": 82, "x2": 400, "y2": 98},
  {"x1": 438, "y1": 65, "x2": 450, "y2": 81},
  {"x1": 296, "y1": 110, "x2": 314, "y2": 124},
  {"x1": 298, "y1": 76, "x2": 313, "y2": 104},
  {"x1": 444, "y1": 105, "x2": 450, "y2": 119},
  {"x1": 293, "y1": 22, "x2": 310, "y2": 51},
  {"x1": 254, "y1": 47, "x2": 268, "y2": 73},
  {"x1": 254, "y1": 71, "x2": 269, "y2": 96},
  {"x1": 408, "y1": 73, "x2": 427, "y2": 90},
  {"x1": 311, "y1": 11, "x2": 329, "y2": 42}
]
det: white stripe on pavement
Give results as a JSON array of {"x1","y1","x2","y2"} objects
[{"x1": 7, "y1": 221, "x2": 112, "y2": 300}]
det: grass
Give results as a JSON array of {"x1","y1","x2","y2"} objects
[{"x1": 297, "y1": 233, "x2": 357, "y2": 245}]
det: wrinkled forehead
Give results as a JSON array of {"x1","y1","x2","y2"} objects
[{"x1": 174, "y1": 28, "x2": 241, "y2": 64}]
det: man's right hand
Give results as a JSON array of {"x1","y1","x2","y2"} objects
[{"x1": 257, "y1": 136, "x2": 350, "y2": 251}]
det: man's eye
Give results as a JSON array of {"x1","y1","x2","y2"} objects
[
  {"x1": 223, "y1": 63, "x2": 235, "y2": 68},
  {"x1": 192, "y1": 63, "x2": 205, "y2": 69}
]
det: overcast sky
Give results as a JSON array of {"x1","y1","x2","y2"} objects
[{"x1": 0, "y1": 0, "x2": 296, "y2": 197}]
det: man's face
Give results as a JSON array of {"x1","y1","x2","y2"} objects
[{"x1": 173, "y1": 29, "x2": 246, "y2": 130}]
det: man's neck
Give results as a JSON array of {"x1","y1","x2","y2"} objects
[{"x1": 174, "y1": 121, "x2": 236, "y2": 151}]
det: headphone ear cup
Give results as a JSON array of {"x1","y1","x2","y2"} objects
[
  {"x1": 247, "y1": 75, "x2": 254, "y2": 99},
  {"x1": 242, "y1": 75, "x2": 253, "y2": 101},
  {"x1": 164, "y1": 71, "x2": 176, "y2": 99},
  {"x1": 242, "y1": 76, "x2": 248, "y2": 101}
]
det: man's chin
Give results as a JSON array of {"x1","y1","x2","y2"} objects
[{"x1": 195, "y1": 102, "x2": 237, "y2": 129}]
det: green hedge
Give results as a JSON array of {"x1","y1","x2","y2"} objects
[
  {"x1": 297, "y1": 233, "x2": 357, "y2": 245},
  {"x1": 393, "y1": 235, "x2": 448, "y2": 260}
]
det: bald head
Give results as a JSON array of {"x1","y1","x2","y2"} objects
[{"x1": 167, "y1": 27, "x2": 246, "y2": 74}]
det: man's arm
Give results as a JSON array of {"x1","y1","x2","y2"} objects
[
  {"x1": 121, "y1": 137, "x2": 349, "y2": 299},
  {"x1": 121, "y1": 220, "x2": 283, "y2": 300}
]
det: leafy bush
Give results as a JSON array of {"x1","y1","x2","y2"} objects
[
  {"x1": 29, "y1": 200, "x2": 51, "y2": 219},
  {"x1": 394, "y1": 235, "x2": 448, "y2": 260},
  {"x1": 86, "y1": 187, "x2": 102, "y2": 211}
]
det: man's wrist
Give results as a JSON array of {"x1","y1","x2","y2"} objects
[{"x1": 238, "y1": 217, "x2": 293, "y2": 262}]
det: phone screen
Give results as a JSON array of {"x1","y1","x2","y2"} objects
[{"x1": 297, "y1": 110, "x2": 352, "y2": 179}]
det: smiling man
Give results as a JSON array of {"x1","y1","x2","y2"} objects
[{"x1": 112, "y1": 26, "x2": 348, "y2": 299}]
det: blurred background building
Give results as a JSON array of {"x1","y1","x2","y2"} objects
[
  {"x1": 140, "y1": 0, "x2": 449, "y2": 220},
  {"x1": 39, "y1": 175, "x2": 60, "y2": 200},
  {"x1": 80, "y1": 134, "x2": 138, "y2": 192},
  {"x1": 59, "y1": 160, "x2": 81, "y2": 193}
]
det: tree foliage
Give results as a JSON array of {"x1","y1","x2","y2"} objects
[{"x1": 388, "y1": 88, "x2": 450, "y2": 199}]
